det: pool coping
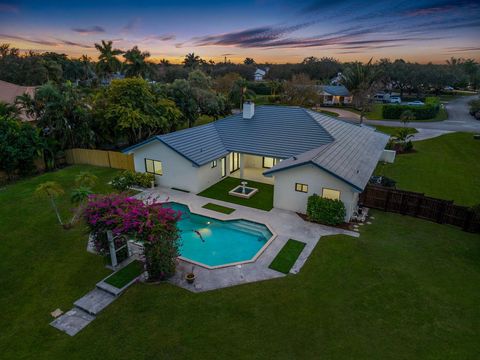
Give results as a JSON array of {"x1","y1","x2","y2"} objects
[{"x1": 173, "y1": 201, "x2": 278, "y2": 270}]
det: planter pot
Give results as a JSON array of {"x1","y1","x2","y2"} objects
[{"x1": 185, "y1": 273, "x2": 195, "y2": 284}]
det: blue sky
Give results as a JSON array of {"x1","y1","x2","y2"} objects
[{"x1": 0, "y1": 0, "x2": 479, "y2": 63}]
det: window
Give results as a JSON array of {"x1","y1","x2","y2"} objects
[
  {"x1": 145, "y1": 159, "x2": 163, "y2": 175},
  {"x1": 262, "y1": 157, "x2": 277, "y2": 169},
  {"x1": 295, "y1": 183, "x2": 308, "y2": 193},
  {"x1": 211, "y1": 160, "x2": 217, "y2": 168},
  {"x1": 221, "y1": 157, "x2": 226, "y2": 177},
  {"x1": 229, "y1": 152, "x2": 240, "y2": 172},
  {"x1": 322, "y1": 188, "x2": 340, "y2": 200}
]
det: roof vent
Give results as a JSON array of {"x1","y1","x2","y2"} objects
[
  {"x1": 293, "y1": 156, "x2": 297, "y2": 160},
  {"x1": 242, "y1": 101, "x2": 255, "y2": 119}
]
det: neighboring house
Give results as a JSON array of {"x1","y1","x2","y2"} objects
[
  {"x1": 330, "y1": 72, "x2": 344, "y2": 85},
  {"x1": 0, "y1": 80, "x2": 36, "y2": 121},
  {"x1": 123, "y1": 102, "x2": 391, "y2": 221},
  {"x1": 317, "y1": 85, "x2": 353, "y2": 105},
  {"x1": 254, "y1": 68, "x2": 266, "y2": 81}
]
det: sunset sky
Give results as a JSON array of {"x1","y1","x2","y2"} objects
[{"x1": 1, "y1": 0, "x2": 479, "y2": 64}]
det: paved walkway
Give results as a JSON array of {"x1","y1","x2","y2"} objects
[{"x1": 136, "y1": 187, "x2": 357, "y2": 292}]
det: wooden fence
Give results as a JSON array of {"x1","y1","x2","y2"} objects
[
  {"x1": 359, "y1": 184, "x2": 480, "y2": 233},
  {"x1": 65, "y1": 148, "x2": 134, "y2": 171}
]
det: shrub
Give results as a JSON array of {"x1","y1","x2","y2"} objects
[
  {"x1": 307, "y1": 194, "x2": 346, "y2": 225},
  {"x1": 383, "y1": 101, "x2": 439, "y2": 120},
  {"x1": 111, "y1": 170, "x2": 155, "y2": 191}
]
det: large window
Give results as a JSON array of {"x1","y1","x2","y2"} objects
[
  {"x1": 229, "y1": 152, "x2": 240, "y2": 173},
  {"x1": 221, "y1": 157, "x2": 226, "y2": 177},
  {"x1": 262, "y1": 157, "x2": 277, "y2": 169},
  {"x1": 322, "y1": 188, "x2": 340, "y2": 200},
  {"x1": 145, "y1": 159, "x2": 163, "y2": 175},
  {"x1": 295, "y1": 183, "x2": 308, "y2": 193}
]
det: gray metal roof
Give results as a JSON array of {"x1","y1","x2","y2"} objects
[
  {"x1": 264, "y1": 111, "x2": 389, "y2": 191},
  {"x1": 319, "y1": 85, "x2": 350, "y2": 97}
]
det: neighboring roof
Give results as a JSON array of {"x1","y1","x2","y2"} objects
[
  {"x1": 0, "y1": 80, "x2": 37, "y2": 121},
  {"x1": 263, "y1": 111, "x2": 389, "y2": 191},
  {"x1": 318, "y1": 85, "x2": 350, "y2": 97},
  {"x1": 124, "y1": 105, "x2": 389, "y2": 191},
  {"x1": 254, "y1": 68, "x2": 266, "y2": 76}
]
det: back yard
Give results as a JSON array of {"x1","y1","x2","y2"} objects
[
  {"x1": 1, "y1": 164, "x2": 479, "y2": 359},
  {"x1": 376, "y1": 132, "x2": 480, "y2": 205}
]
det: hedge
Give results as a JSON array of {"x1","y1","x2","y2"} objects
[
  {"x1": 111, "y1": 170, "x2": 155, "y2": 191},
  {"x1": 382, "y1": 97, "x2": 440, "y2": 120},
  {"x1": 306, "y1": 194, "x2": 346, "y2": 226}
]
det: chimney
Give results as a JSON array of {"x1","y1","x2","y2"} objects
[{"x1": 243, "y1": 101, "x2": 255, "y2": 119}]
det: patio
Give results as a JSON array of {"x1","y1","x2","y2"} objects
[{"x1": 135, "y1": 187, "x2": 357, "y2": 292}]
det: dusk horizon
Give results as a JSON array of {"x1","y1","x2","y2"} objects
[{"x1": 1, "y1": 0, "x2": 479, "y2": 64}]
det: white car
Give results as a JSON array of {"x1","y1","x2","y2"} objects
[
  {"x1": 407, "y1": 101, "x2": 425, "y2": 106},
  {"x1": 390, "y1": 96, "x2": 401, "y2": 104}
]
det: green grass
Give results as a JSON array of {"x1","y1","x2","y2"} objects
[
  {"x1": 104, "y1": 260, "x2": 144, "y2": 288},
  {"x1": 365, "y1": 103, "x2": 383, "y2": 120},
  {"x1": 269, "y1": 239, "x2": 306, "y2": 274},
  {"x1": 202, "y1": 202, "x2": 235, "y2": 214},
  {"x1": 318, "y1": 109, "x2": 340, "y2": 117},
  {"x1": 373, "y1": 125, "x2": 418, "y2": 136},
  {"x1": 3, "y1": 181, "x2": 480, "y2": 360},
  {"x1": 198, "y1": 177, "x2": 274, "y2": 211},
  {"x1": 376, "y1": 132, "x2": 480, "y2": 205}
]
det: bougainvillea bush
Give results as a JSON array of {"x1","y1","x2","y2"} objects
[{"x1": 84, "y1": 194, "x2": 181, "y2": 280}]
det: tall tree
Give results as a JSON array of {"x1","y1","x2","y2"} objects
[
  {"x1": 123, "y1": 46, "x2": 151, "y2": 78},
  {"x1": 244, "y1": 57, "x2": 255, "y2": 65},
  {"x1": 94, "y1": 40, "x2": 124, "y2": 79},
  {"x1": 183, "y1": 52, "x2": 203, "y2": 68},
  {"x1": 342, "y1": 59, "x2": 383, "y2": 123}
]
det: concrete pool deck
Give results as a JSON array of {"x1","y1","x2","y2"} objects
[{"x1": 135, "y1": 187, "x2": 358, "y2": 292}]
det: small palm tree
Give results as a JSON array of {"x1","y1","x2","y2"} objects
[
  {"x1": 400, "y1": 109, "x2": 415, "y2": 126},
  {"x1": 183, "y1": 52, "x2": 203, "y2": 68},
  {"x1": 69, "y1": 186, "x2": 93, "y2": 225},
  {"x1": 35, "y1": 181, "x2": 65, "y2": 225},
  {"x1": 75, "y1": 172, "x2": 98, "y2": 188}
]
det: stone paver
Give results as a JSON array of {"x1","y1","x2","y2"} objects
[
  {"x1": 50, "y1": 308, "x2": 95, "y2": 336},
  {"x1": 136, "y1": 187, "x2": 358, "y2": 292},
  {"x1": 74, "y1": 288, "x2": 116, "y2": 315}
]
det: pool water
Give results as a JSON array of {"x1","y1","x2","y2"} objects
[{"x1": 165, "y1": 202, "x2": 272, "y2": 267}]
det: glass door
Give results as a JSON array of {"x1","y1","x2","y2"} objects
[
  {"x1": 229, "y1": 152, "x2": 240, "y2": 173},
  {"x1": 221, "y1": 157, "x2": 226, "y2": 177}
]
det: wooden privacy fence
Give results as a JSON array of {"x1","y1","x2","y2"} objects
[
  {"x1": 65, "y1": 148, "x2": 134, "y2": 171},
  {"x1": 359, "y1": 184, "x2": 480, "y2": 233}
]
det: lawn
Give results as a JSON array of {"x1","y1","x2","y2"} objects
[
  {"x1": 2, "y1": 169, "x2": 480, "y2": 360},
  {"x1": 202, "y1": 202, "x2": 236, "y2": 214},
  {"x1": 198, "y1": 177, "x2": 274, "y2": 211},
  {"x1": 104, "y1": 260, "x2": 144, "y2": 288},
  {"x1": 376, "y1": 132, "x2": 480, "y2": 205},
  {"x1": 269, "y1": 239, "x2": 306, "y2": 274}
]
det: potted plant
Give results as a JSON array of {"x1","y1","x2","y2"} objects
[{"x1": 185, "y1": 266, "x2": 196, "y2": 284}]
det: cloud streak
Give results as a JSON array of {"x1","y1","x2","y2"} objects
[
  {"x1": 72, "y1": 26, "x2": 105, "y2": 35},
  {"x1": 0, "y1": 33, "x2": 93, "y2": 48}
]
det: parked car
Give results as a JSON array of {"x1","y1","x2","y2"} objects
[
  {"x1": 406, "y1": 101, "x2": 425, "y2": 106},
  {"x1": 390, "y1": 96, "x2": 401, "y2": 104}
]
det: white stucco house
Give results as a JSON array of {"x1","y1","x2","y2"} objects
[
  {"x1": 317, "y1": 85, "x2": 353, "y2": 105},
  {"x1": 123, "y1": 102, "x2": 391, "y2": 221},
  {"x1": 254, "y1": 68, "x2": 267, "y2": 81}
]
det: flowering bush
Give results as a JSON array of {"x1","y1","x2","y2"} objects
[
  {"x1": 111, "y1": 171, "x2": 155, "y2": 191},
  {"x1": 84, "y1": 194, "x2": 181, "y2": 280}
]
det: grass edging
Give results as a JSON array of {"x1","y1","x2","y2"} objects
[
  {"x1": 269, "y1": 239, "x2": 306, "y2": 274},
  {"x1": 104, "y1": 260, "x2": 144, "y2": 289},
  {"x1": 202, "y1": 203, "x2": 235, "y2": 214}
]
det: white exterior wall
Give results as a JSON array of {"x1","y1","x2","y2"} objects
[
  {"x1": 272, "y1": 164, "x2": 359, "y2": 221},
  {"x1": 130, "y1": 141, "x2": 229, "y2": 193}
]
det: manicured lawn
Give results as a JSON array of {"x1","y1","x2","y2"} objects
[
  {"x1": 3, "y1": 175, "x2": 480, "y2": 360},
  {"x1": 374, "y1": 125, "x2": 418, "y2": 136},
  {"x1": 202, "y1": 202, "x2": 236, "y2": 214},
  {"x1": 376, "y1": 132, "x2": 480, "y2": 205},
  {"x1": 198, "y1": 177, "x2": 274, "y2": 211},
  {"x1": 269, "y1": 239, "x2": 306, "y2": 274},
  {"x1": 104, "y1": 260, "x2": 144, "y2": 288}
]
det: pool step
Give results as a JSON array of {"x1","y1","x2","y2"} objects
[{"x1": 229, "y1": 220, "x2": 272, "y2": 239}]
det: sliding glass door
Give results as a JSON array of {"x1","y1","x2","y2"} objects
[{"x1": 229, "y1": 152, "x2": 240, "y2": 173}]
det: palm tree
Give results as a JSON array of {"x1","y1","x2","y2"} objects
[
  {"x1": 400, "y1": 109, "x2": 415, "y2": 126},
  {"x1": 35, "y1": 181, "x2": 65, "y2": 225},
  {"x1": 94, "y1": 40, "x2": 124, "y2": 79},
  {"x1": 183, "y1": 52, "x2": 202, "y2": 68},
  {"x1": 80, "y1": 55, "x2": 93, "y2": 81},
  {"x1": 75, "y1": 172, "x2": 97, "y2": 188},
  {"x1": 123, "y1": 46, "x2": 151, "y2": 78},
  {"x1": 342, "y1": 58, "x2": 383, "y2": 123},
  {"x1": 69, "y1": 186, "x2": 93, "y2": 225},
  {"x1": 160, "y1": 58, "x2": 171, "y2": 66}
]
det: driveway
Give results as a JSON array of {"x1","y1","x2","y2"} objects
[{"x1": 328, "y1": 96, "x2": 480, "y2": 133}]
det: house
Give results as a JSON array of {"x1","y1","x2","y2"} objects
[
  {"x1": 254, "y1": 68, "x2": 267, "y2": 81},
  {"x1": 0, "y1": 79, "x2": 36, "y2": 121},
  {"x1": 317, "y1": 85, "x2": 353, "y2": 105},
  {"x1": 123, "y1": 102, "x2": 391, "y2": 221}
]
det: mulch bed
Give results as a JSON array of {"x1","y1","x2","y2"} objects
[{"x1": 296, "y1": 213, "x2": 354, "y2": 230}]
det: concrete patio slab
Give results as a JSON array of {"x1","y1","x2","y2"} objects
[
  {"x1": 73, "y1": 288, "x2": 116, "y2": 315},
  {"x1": 50, "y1": 308, "x2": 95, "y2": 336}
]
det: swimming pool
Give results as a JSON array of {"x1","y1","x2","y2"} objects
[{"x1": 165, "y1": 202, "x2": 274, "y2": 268}]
